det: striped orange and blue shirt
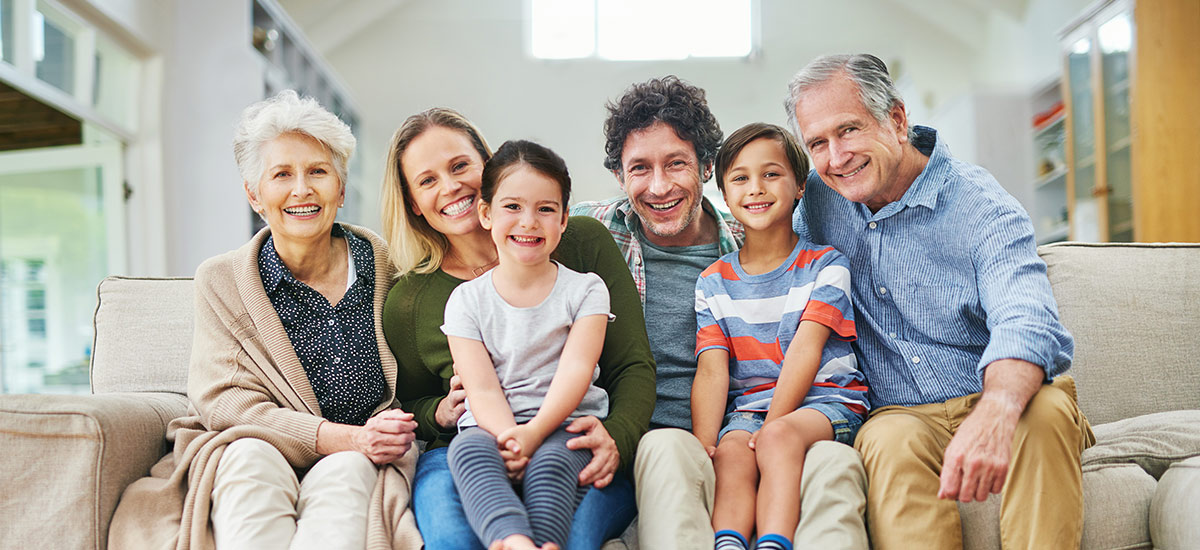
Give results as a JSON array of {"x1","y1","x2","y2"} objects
[{"x1": 695, "y1": 239, "x2": 869, "y2": 416}]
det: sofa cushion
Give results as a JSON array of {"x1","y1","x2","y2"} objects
[
  {"x1": 1039, "y1": 242, "x2": 1200, "y2": 426},
  {"x1": 1082, "y1": 410, "x2": 1200, "y2": 479},
  {"x1": 0, "y1": 392, "x2": 189, "y2": 550},
  {"x1": 1150, "y1": 455, "x2": 1200, "y2": 550},
  {"x1": 90, "y1": 277, "x2": 194, "y2": 395},
  {"x1": 1081, "y1": 463, "x2": 1155, "y2": 550}
]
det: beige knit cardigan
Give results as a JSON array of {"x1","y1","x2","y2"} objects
[{"x1": 108, "y1": 224, "x2": 422, "y2": 550}]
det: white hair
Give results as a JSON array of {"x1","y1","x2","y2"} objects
[
  {"x1": 233, "y1": 90, "x2": 356, "y2": 193},
  {"x1": 783, "y1": 53, "x2": 915, "y2": 148}
]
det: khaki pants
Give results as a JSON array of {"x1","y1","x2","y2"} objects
[
  {"x1": 634, "y1": 428, "x2": 869, "y2": 549},
  {"x1": 855, "y1": 378, "x2": 1095, "y2": 550},
  {"x1": 211, "y1": 438, "x2": 378, "y2": 550}
]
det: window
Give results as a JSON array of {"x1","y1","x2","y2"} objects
[
  {"x1": 0, "y1": 0, "x2": 138, "y2": 395},
  {"x1": 531, "y1": 0, "x2": 754, "y2": 61}
]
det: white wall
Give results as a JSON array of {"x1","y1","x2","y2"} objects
[
  {"x1": 73, "y1": 0, "x2": 263, "y2": 276},
  {"x1": 325, "y1": 0, "x2": 983, "y2": 206}
]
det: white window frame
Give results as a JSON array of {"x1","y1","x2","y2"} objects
[{"x1": 527, "y1": 0, "x2": 760, "y2": 61}]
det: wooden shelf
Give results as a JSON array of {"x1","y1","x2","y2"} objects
[
  {"x1": 1109, "y1": 134, "x2": 1132, "y2": 153},
  {"x1": 1036, "y1": 168, "x2": 1068, "y2": 188}
]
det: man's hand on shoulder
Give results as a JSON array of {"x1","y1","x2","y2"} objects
[{"x1": 938, "y1": 359, "x2": 1043, "y2": 502}]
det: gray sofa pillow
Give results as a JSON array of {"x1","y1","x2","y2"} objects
[{"x1": 1083, "y1": 410, "x2": 1200, "y2": 479}]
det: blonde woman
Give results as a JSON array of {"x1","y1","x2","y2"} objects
[{"x1": 380, "y1": 108, "x2": 654, "y2": 550}]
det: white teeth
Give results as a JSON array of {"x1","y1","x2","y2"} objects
[
  {"x1": 840, "y1": 162, "x2": 867, "y2": 178},
  {"x1": 744, "y1": 203, "x2": 772, "y2": 212},
  {"x1": 441, "y1": 196, "x2": 474, "y2": 216},
  {"x1": 284, "y1": 205, "x2": 320, "y2": 215},
  {"x1": 648, "y1": 199, "x2": 682, "y2": 211},
  {"x1": 511, "y1": 236, "x2": 541, "y2": 243}
]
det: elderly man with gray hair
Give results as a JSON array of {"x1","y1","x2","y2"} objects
[{"x1": 783, "y1": 53, "x2": 1094, "y2": 549}]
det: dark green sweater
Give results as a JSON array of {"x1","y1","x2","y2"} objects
[{"x1": 382, "y1": 216, "x2": 656, "y2": 473}]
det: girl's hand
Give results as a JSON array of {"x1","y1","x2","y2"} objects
[
  {"x1": 748, "y1": 430, "x2": 760, "y2": 450},
  {"x1": 353, "y1": 409, "x2": 417, "y2": 464},
  {"x1": 497, "y1": 424, "x2": 545, "y2": 461},
  {"x1": 435, "y1": 374, "x2": 468, "y2": 429},
  {"x1": 564, "y1": 416, "x2": 619, "y2": 488}
]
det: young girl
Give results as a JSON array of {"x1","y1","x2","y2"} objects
[
  {"x1": 691, "y1": 123, "x2": 869, "y2": 550},
  {"x1": 442, "y1": 140, "x2": 611, "y2": 550}
]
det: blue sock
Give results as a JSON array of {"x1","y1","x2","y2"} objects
[
  {"x1": 715, "y1": 529, "x2": 749, "y2": 550},
  {"x1": 754, "y1": 533, "x2": 793, "y2": 550}
]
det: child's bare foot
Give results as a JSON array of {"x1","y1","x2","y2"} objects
[{"x1": 494, "y1": 534, "x2": 547, "y2": 550}]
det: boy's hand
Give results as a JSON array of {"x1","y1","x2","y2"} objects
[
  {"x1": 704, "y1": 445, "x2": 717, "y2": 458},
  {"x1": 748, "y1": 430, "x2": 760, "y2": 450}
]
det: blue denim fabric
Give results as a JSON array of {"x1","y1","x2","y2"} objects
[
  {"x1": 718, "y1": 402, "x2": 864, "y2": 445},
  {"x1": 414, "y1": 446, "x2": 637, "y2": 550}
]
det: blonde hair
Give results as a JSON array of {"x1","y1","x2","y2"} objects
[{"x1": 381, "y1": 108, "x2": 492, "y2": 276}]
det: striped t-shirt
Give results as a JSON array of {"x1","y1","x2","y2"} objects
[{"x1": 695, "y1": 240, "x2": 869, "y2": 416}]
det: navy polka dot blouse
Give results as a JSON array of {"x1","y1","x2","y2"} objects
[{"x1": 258, "y1": 224, "x2": 386, "y2": 426}]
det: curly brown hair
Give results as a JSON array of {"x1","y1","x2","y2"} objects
[{"x1": 602, "y1": 76, "x2": 723, "y2": 181}]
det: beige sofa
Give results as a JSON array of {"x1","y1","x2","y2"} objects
[{"x1": 1, "y1": 243, "x2": 1198, "y2": 550}]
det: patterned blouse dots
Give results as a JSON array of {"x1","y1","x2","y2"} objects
[{"x1": 259, "y1": 224, "x2": 386, "y2": 426}]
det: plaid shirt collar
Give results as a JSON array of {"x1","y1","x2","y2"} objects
[{"x1": 573, "y1": 195, "x2": 743, "y2": 306}]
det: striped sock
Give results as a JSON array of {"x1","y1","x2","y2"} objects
[
  {"x1": 715, "y1": 529, "x2": 749, "y2": 550},
  {"x1": 754, "y1": 533, "x2": 793, "y2": 550}
]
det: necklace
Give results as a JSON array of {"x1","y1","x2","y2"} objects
[{"x1": 470, "y1": 258, "x2": 498, "y2": 277}]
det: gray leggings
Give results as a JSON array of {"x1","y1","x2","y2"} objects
[{"x1": 447, "y1": 426, "x2": 592, "y2": 547}]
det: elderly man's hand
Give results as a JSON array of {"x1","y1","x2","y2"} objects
[
  {"x1": 938, "y1": 358, "x2": 1043, "y2": 502},
  {"x1": 354, "y1": 409, "x2": 417, "y2": 465},
  {"x1": 564, "y1": 415, "x2": 620, "y2": 488},
  {"x1": 937, "y1": 397, "x2": 1021, "y2": 502}
]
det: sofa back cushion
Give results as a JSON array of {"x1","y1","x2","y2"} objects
[
  {"x1": 90, "y1": 276, "x2": 194, "y2": 394},
  {"x1": 1040, "y1": 242, "x2": 1200, "y2": 425}
]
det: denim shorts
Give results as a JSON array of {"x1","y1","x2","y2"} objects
[{"x1": 717, "y1": 401, "x2": 865, "y2": 445}]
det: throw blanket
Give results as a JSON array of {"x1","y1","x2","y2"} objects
[{"x1": 109, "y1": 224, "x2": 421, "y2": 550}]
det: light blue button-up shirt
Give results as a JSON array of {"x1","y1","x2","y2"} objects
[{"x1": 793, "y1": 126, "x2": 1073, "y2": 408}]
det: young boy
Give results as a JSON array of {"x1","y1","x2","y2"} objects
[{"x1": 692, "y1": 123, "x2": 869, "y2": 550}]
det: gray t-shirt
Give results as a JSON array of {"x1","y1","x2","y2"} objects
[
  {"x1": 640, "y1": 233, "x2": 721, "y2": 430},
  {"x1": 441, "y1": 263, "x2": 611, "y2": 430}
]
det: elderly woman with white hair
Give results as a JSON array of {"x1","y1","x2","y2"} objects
[{"x1": 107, "y1": 90, "x2": 422, "y2": 550}]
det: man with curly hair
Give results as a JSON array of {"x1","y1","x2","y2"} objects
[{"x1": 573, "y1": 76, "x2": 869, "y2": 549}]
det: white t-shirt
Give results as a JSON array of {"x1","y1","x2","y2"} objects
[{"x1": 441, "y1": 262, "x2": 611, "y2": 430}]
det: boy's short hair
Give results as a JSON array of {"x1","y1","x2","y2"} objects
[{"x1": 715, "y1": 122, "x2": 810, "y2": 193}]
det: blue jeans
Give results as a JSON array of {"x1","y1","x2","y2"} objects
[{"x1": 414, "y1": 446, "x2": 637, "y2": 550}]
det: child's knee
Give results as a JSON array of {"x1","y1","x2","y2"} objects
[{"x1": 713, "y1": 433, "x2": 753, "y2": 466}]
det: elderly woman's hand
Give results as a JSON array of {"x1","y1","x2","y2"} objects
[
  {"x1": 435, "y1": 374, "x2": 468, "y2": 429},
  {"x1": 353, "y1": 409, "x2": 417, "y2": 464}
]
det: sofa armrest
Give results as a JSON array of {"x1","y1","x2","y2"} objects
[{"x1": 0, "y1": 392, "x2": 189, "y2": 550}]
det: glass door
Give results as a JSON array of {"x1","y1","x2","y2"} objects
[
  {"x1": 1098, "y1": 10, "x2": 1133, "y2": 242},
  {"x1": 0, "y1": 132, "x2": 125, "y2": 393},
  {"x1": 1065, "y1": 34, "x2": 1100, "y2": 242}
]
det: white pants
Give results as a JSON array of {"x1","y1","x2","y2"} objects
[
  {"x1": 211, "y1": 438, "x2": 378, "y2": 550},
  {"x1": 633, "y1": 428, "x2": 869, "y2": 549}
]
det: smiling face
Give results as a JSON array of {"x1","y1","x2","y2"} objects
[
  {"x1": 618, "y1": 121, "x2": 707, "y2": 246},
  {"x1": 721, "y1": 137, "x2": 803, "y2": 232},
  {"x1": 401, "y1": 125, "x2": 487, "y2": 239},
  {"x1": 246, "y1": 132, "x2": 343, "y2": 244},
  {"x1": 794, "y1": 73, "x2": 912, "y2": 212},
  {"x1": 479, "y1": 164, "x2": 568, "y2": 268}
]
